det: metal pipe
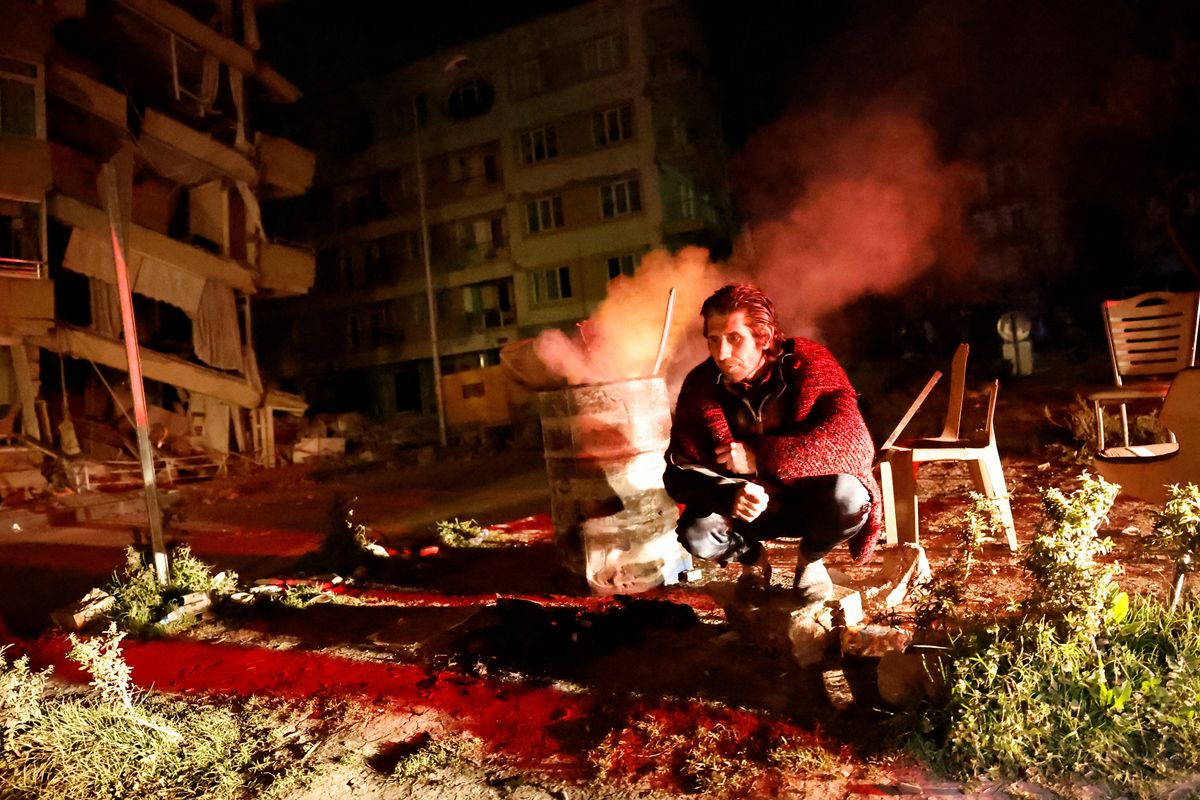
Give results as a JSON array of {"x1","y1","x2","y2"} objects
[{"x1": 652, "y1": 287, "x2": 676, "y2": 376}]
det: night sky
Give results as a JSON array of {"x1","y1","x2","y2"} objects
[{"x1": 256, "y1": 0, "x2": 1200, "y2": 320}]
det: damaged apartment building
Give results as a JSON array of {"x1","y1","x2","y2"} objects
[
  {"x1": 255, "y1": 0, "x2": 732, "y2": 425},
  {"x1": 0, "y1": 0, "x2": 316, "y2": 497}
]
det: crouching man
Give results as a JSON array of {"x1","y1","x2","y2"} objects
[{"x1": 664, "y1": 283, "x2": 881, "y2": 601}]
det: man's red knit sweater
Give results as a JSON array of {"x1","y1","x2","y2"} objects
[{"x1": 666, "y1": 337, "x2": 882, "y2": 563}]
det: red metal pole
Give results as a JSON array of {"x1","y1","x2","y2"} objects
[{"x1": 108, "y1": 220, "x2": 169, "y2": 583}]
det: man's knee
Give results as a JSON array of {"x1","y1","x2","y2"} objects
[
  {"x1": 677, "y1": 512, "x2": 741, "y2": 561},
  {"x1": 830, "y1": 474, "x2": 871, "y2": 533}
]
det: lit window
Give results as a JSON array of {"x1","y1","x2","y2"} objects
[
  {"x1": 520, "y1": 126, "x2": 558, "y2": 164},
  {"x1": 526, "y1": 196, "x2": 565, "y2": 233},
  {"x1": 532, "y1": 266, "x2": 572, "y2": 303},
  {"x1": 0, "y1": 57, "x2": 38, "y2": 137},
  {"x1": 594, "y1": 105, "x2": 633, "y2": 146},
  {"x1": 607, "y1": 254, "x2": 636, "y2": 280},
  {"x1": 600, "y1": 179, "x2": 642, "y2": 219},
  {"x1": 679, "y1": 183, "x2": 697, "y2": 218}
]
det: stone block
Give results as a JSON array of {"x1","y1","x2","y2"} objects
[
  {"x1": 841, "y1": 624, "x2": 913, "y2": 658},
  {"x1": 826, "y1": 585, "x2": 864, "y2": 626},
  {"x1": 879, "y1": 543, "x2": 931, "y2": 608},
  {"x1": 877, "y1": 647, "x2": 948, "y2": 708},
  {"x1": 787, "y1": 605, "x2": 835, "y2": 667},
  {"x1": 51, "y1": 588, "x2": 114, "y2": 631}
]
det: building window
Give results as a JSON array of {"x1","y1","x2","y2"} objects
[
  {"x1": 382, "y1": 94, "x2": 427, "y2": 138},
  {"x1": 607, "y1": 254, "x2": 636, "y2": 280},
  {"x1": 446, "y1": 78, "x2": 494, "y2": 119},
  {"x1": 509, "y1": 58, "x2": 544, "y2": 99},
  {"x1": 582, "y1": 34, "x2": 620, "y2": 76},
  {"x1": 520, "y1": 126, "x2": 558, "y2": 164},
  {"x1": 526, "y1": 196, "x2": 564, "y2": 233},
  {"x1": 0, "y1": 199, "x2": 41, "y2": 277},
  {"x1": 594, "y1": 104, "x2": 633, "y2": 146},
  {"x1": 532, "y1": 266, "x2": 572, "y2": 304},
  {"x1": 448, "y1": 154, "x2": 472, "y2": 182},
  {"x1": 0, "y1": 57, "x2": 39, "y2": 137},
  {"x1": 679, "y1": 183, "x2": 697, "y2": 218},
  {"x1": 600, "y1": 179, "x2": 642, "y2": 219},
  {"x1": 671, "y1": 114, "x2": 689, "y2": 146}
]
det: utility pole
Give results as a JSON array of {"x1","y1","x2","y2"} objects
[
  {"x1": 414, "y1": 97, "x2": 447, "y2": 447},
  {"x1": 99, "y1": 161, "x2": 169, "y2": 583}
]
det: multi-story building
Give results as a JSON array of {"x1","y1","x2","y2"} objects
[
  {"x1": 0, "y1": 0, "x2": 315, "y2": 474},
  {"x1": 257, "y1": 0, "x2": 732, "y2": 419}
]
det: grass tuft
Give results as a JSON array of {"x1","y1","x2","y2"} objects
[{"x1": 0, "y1": 629, "x2": 324, "y2": 800}]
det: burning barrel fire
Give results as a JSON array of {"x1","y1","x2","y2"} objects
[{"x1": 537, "y1": 377, "x2": 692, "y2": 594}]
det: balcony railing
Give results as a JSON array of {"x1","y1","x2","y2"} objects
[{"x1": 0, "y1": 257, "x2": 45, "y2": 279}]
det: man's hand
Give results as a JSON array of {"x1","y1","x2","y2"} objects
[
  {"x1": 715, "y1": 441, "x2": 757, "y2": 475},
  {"x1": 732, "y1": 482, "x2": 769, "y2": 522}
]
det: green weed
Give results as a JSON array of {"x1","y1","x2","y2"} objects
[
  {"x1": 909, "y1": 473, "x2": 1200, "y2": 798},
  {"x1": 1148, "y1": 483, "x2": 1200, "y2": 611},
  {"x1": 0, "y1": 629, "x2": 322, "y2": 800},
  {"x1": 106, "y1": 545, "x2": 238, "y2": 636}
]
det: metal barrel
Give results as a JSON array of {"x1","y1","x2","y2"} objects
[{"x1": 537, "y1": 376, "x2": 690, "y2": 594}]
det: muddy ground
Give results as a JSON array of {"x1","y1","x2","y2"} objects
[{"x1": 0, "y1": 353, "x2": 1183, "y2": 799}]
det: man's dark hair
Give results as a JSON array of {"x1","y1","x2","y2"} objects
[{"x1": 700, "y1": 283, "x2": 784, "y2": 351}]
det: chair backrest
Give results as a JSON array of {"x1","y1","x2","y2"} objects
[
  {"x1": 940, "y1": 343, "x2": 970, "y2": 440},
  {"x1": 1102, "y1": 290, "x2": 1200, "y2": 385},
  {"x1": 1160, "y1": 367, "x2": 1200, "y2": 439}
]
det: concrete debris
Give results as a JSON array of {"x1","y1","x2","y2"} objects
[
  {"x1": 878, "y1": 543, "x2": 932, "y2": 608},
  {"x1": 788, "y1": 605, "x2": 835, "y2": 667},
  {"x1": 828, "y1": 584, "x2": 864, "y2": 626},
  {"x1": 841, "y1": 624, "x2": 913, "y2": 658},
  {"x1": 677, "y1": 567, "x2": 704, "y2": 583},
  {"x1": 292, "y1": 436, "x2": 346, "y2": 463},
  {"x1": 51, "y1": 587, "x2": 114, "y2": 631},
  {"x1": 156, "y1": 591, "x2": 212, "y2": 627},
  {"x1": 877, "y1": 648, "x2": 948, "y2": 708}
]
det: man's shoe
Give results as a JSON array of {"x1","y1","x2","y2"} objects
[{"x1": 793, "y1": 558, "x2": 833, "y2": 603}]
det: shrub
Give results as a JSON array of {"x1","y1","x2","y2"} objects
[
  {"x1": 911, "y1": 493, "x2": 1004, "y2": 629},
  {"x1": 0, "y1": 628, "x2": 321, "y2": 800},
  {"x1": 1148, "y1": 483, "x2": 1200, "y2": 611},
  {"x1": 107, "y1": 545, "x2": 238, "y2": 636},
  {"x1": 915, "y1": 600, "x2": 1200, "y2": 798},
  {"x1": 909, "y1": 473, "x2": 1200, "y2": 797},
  {"x1": 1022, "y1": 473, "x2": 1122, "y2": 638}
]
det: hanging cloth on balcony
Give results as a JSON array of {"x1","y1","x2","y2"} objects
[{"x1": 192, "y1": 279, "x2": 242, "y2": 371}]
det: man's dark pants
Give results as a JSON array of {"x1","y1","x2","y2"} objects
[{"x1": 676, "y1": 473, "x2": 871, "y2": 565}]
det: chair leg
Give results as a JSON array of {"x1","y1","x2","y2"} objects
[
  {"x1": 1119, "y1": 403, "x2": 1130, "y2": 447},
  {"x1": 882, "y1": 450, "x2": 919, "y2": 546},
  {"x1": 876, "y1": 460, "x2": 899, "y2": 546},
  {"x1": 967, "y1": 445, "x2": 1019, "y2": 551},
  {"x1": 1094, "y1": 400, "x2": 1106, "y2": 452}
]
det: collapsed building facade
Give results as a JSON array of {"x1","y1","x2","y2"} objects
[
  {"x1": 255, "y1": 0, "x2": 733, "y2": 426},
  {"x1": 0, "y1": 0, "x2": 315, "y2": 495}
]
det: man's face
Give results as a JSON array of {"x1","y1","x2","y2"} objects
[{"x1": 705, "y1": 310, "x2": 765, "y2": 383}]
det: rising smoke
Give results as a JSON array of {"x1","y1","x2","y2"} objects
[
  {"x1": 517, "y1": 0, "x2": 1186, "y2": 391},
  {"x1": 523, "y1": 98, "x2": 980, "y2": 389}
]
